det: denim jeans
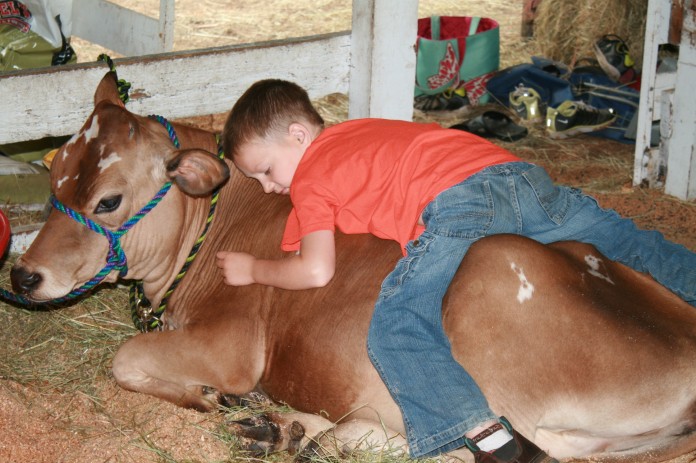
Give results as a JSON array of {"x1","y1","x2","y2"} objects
[{"x1": 366, "y1": 162, "x2": 696, "y2": 458}]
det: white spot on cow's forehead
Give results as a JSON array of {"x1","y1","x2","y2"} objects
[
  {"x1": 98, "y1": 152, "x2": 122, "y2": 173},
  {"x1": 83, "y1": 114, "x2": 100, "y2": 141},
  {"x1": 56, "y1": 176, "x2": 69, "y2": 190},
  {"x1": 62, "y1": 115, "x2": 100, "y2": 162},
  {"x1": 61, "y1": 133, "x2": 80, "y2": 161},
  {"x1": 510, "y1": 262, "x2": 535, "y2": 303},
  {"x1": 585, "y1": 254, "x2": 614, "y2": 285}
]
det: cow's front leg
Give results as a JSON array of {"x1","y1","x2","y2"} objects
[
  {"x1": 227, "y1": 412, "x2": 409, "y2": 459},
  {"x1": 112, "y1": 329, "x2": 262, "y2": 412}
]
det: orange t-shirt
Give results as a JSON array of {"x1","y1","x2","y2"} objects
[{"x1": 281, "y1": 119, "x2": 520, "y2": 254}]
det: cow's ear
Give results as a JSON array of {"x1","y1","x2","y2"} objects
[
  {"x1": 94, "y1": 72, "x2": 126, "y2": 108},
  {"x1": 166, "y1": 149, "x2": 230, "y2": 196}
]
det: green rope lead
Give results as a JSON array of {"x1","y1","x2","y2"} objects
[{"x1": 98, "y1": 54, "x2": 132, "y2": 104}]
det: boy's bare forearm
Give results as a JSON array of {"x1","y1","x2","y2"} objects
[{"x1": 252, "y1": 254, "x2": 332, "y2": 290}]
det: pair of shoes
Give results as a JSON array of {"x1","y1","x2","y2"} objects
[
  {"x1": 450, "y1": 111, "x2": 528, "y2": 142},
  {"x1": 414, "y1": 87, "x2": 469, "y2": 111},
  {"x1": 593, "y1": 34, "x2": 637, "y2": 83},
  {"x1": 509, "y1": 85, "x2": 546, "y2": 123},
  {"x1": 465, "y1": 417, "x2": 559, "y2": 463},
  {"x1": 546, "y1": 100, "x2": 617, "y2": 139}
]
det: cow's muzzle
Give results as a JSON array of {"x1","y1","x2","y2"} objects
[{"x1": 10, "y1": 265, "x2": 42, "y2": 295}]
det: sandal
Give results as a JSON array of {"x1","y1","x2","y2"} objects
[{"x1": 450, "y1": 110, "x2": 528, "y2": 141}]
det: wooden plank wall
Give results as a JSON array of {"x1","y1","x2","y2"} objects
[{"x1": 0, "y1": 33, "x2": 351, "y2": 145}]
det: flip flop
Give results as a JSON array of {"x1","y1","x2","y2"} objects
[{"x1": 450, "y1": 110, "x2": 528, "y2": 141}]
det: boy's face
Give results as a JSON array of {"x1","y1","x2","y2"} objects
[{"x1": 234, "y1": 131, "x2": 305, "y2": 195}]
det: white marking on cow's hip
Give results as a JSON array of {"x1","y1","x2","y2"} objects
[
  {"x1": 98, "y1": 152, "x2": 122, "y2": 173},
  {"x1": 510, "y1": 262, "x2": 534, "y2": 303},
  {"x1": 56, "y1": 176, "x2": 69, "y2": 189},
  {"x1": 584, "y1": 254, "x2": 614, "y2": 284}
]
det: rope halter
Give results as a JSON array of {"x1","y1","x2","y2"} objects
[
  {"x1": 0, "y1": 114, "x2": 179, "y2": 307},
  {"x1": 48, "y1": 182, "x2": 173, "y2": 301}
]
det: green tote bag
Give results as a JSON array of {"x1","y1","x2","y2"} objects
[{"x1": 415, "y1": 16, "x2": 500, "y2": 104}]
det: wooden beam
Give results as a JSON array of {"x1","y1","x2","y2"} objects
[
  {"x1": 0, "y1": 32, "x2": 351, "y2": 145},
  {"x1": 665, "y1": 0, "x2": 696, "y2": 199},
  {"x1": 349, "y1": 0, "x2": 418, "y2": 121},
  {"x1": 71, "y1": 0, "x2": 175, "y2": 56},
  {"x1": 633, "y1": 0, "x2": 673, "y2": 188}
]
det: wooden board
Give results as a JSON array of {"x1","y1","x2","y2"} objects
[
  {"x1": 0, "y1": 32, "x2": 351, "y2": 144},
  {"x1": 71, "y1": 0, "x2": 175, "y2": 56}
]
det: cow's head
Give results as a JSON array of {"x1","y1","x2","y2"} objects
[{"x1": 10, "y1": 72, "x2": 229, "y2": 302}]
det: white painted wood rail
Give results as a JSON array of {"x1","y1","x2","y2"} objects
[
  {"x1": 0, "y1": 33, "x2": 352, "y2": 145},
  {"x1": 70, "y1": 0, "x2": 175, "y2": 57},
  {"x1": 0, "y1": 0, "x2": 419, "y2": 146}
]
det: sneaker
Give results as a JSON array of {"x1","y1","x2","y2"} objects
[
  {"x1": 509, "y1": 86, "x2": 545, "y2": 123},
  {"x1": 465, "y1": 417, "x2": 559, "y2": 463},
  {"x1": 593, "y1": 34, "x2": 636, "y2": 83},
  {"x1": 546, "y1": 100, "x2": 617, "y2": 139}
]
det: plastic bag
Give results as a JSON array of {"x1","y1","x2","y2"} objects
[{"x1": 0, "y1": 0, "x2": 76, "y2": 72}]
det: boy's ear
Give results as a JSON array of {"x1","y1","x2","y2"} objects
[{"x1": 288, "y1": 122, "x2": 311, "y2": 146}]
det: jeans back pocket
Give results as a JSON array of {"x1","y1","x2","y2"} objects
[{"x1": 521, "y1": 165, "x2": 570, "y2": 225}]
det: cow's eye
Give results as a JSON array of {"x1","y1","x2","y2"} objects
[{"x1": 95, "y1": 195, "x2": 122, "y2": 214}]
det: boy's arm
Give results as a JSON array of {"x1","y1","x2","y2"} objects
[{"x1": 215, "y1": 229, "x2": 335, "y2": 289}]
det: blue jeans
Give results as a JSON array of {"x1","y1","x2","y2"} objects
[{"x1": 366, "y1": 162, "x2": 696, "y2": 458}]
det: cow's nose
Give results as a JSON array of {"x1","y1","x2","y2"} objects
[{"x1": 10, "y1": 266, "x2": 43, "y2": 294}]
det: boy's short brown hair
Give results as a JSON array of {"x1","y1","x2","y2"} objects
[{"x1": 222, "y1": 79, "x2": 324, "y2": 159}]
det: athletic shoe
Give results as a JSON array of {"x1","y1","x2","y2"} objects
[
  {"x1": 593, "y1": 34, "x2": 636, "y2": 83},
  {"x1": 465, "y1": 417, "x2": 559, "y2": 463},
  {"x1": 546, "y1": 100, "x2": 617, "y2": 139},
  {"x1": 509, "y1": 86, "x2": 545, "y2": 123}
]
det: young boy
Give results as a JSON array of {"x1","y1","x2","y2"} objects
[{"x1": 216, "y1": 79, "x2": 696, "y2": 462}]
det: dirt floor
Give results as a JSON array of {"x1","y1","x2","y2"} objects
[{"x1": 1, "y1": 1, "x2": 695, "y2": 462}]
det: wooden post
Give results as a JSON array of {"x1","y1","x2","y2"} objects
[
  {"x1": 633, "y1": 0, "x2": 673, "y2": 188},
  {"x1": 349, "y1": 0, "x2": 418, "y2": 121},
  {"x1": 521, "y1": 0, "x2": 541, "y2": 38},
  {"x1": 664, "y1": 0, "x2": 696, "y2": 199}
]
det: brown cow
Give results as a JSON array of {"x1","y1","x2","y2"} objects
[{"x1": 9, "y1": 72, "x2": 696, "y2": 462}]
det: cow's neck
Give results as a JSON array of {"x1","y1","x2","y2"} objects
[
  {"x1": 137, "y1": 124, "x2": 222, "y2": 315},
  {"x1": 136, "y1": 177, "x2": 218, "y2": 319}
]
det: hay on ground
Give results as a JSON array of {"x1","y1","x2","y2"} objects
[{"x1": 534, "y1": 0, "x2": 647, "y2": 69}]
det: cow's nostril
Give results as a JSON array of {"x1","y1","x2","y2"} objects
[{"x1": 10, "y1": 266, "x2": 43, "y2": 294}]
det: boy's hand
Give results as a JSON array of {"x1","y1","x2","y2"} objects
[
  {"x1": 216, "y1": 251, "x2": 256, "y2": 286},
  {"x1": 214, "y1": 230, "x2": 335, "y2": 290}
]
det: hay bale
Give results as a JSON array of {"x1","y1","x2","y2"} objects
[{"x1": 534, "y1": 0, "x2": 647, "y2": 69}]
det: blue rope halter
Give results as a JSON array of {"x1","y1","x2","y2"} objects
[
  {"x1": 50, "y1": 182, "x2": 173, "y2": 293},
  {"x1": 0, "y1": 115, "x2": 178, "y2": 307}
]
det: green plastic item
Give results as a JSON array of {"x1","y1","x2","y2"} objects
[
  {"x1": 0, "y1": 168, "x2": 50, "y2": 205},
  {"x1": 0, "y1": 25, "x2": 75, "y2": 72}
]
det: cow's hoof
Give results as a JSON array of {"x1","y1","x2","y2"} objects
[
  {"x1": 200, "y1": 386, "x2": 275, "y2": 410},
  {"x1": 227, "y1": 414, "x2": 305, "y2": 456}
]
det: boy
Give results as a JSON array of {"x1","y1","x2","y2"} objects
[{"x1": 216, "y1": 79, "x2": 696, "y2": 462}]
